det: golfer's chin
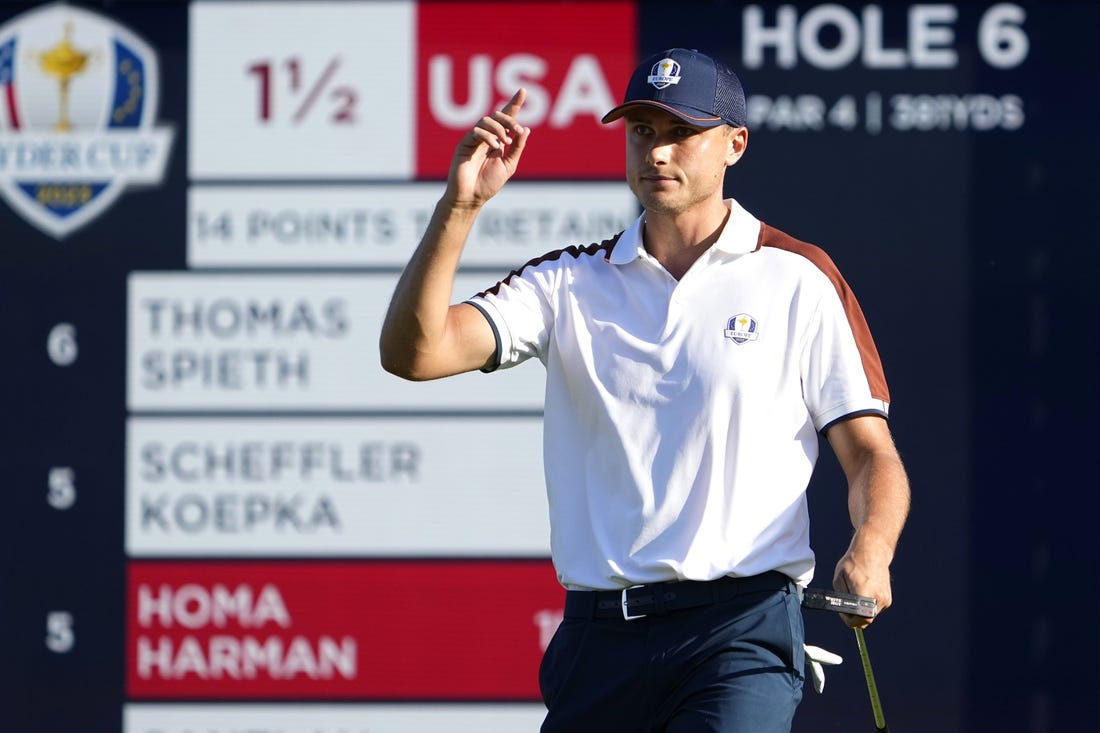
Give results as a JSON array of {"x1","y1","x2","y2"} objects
[
  {"x1": 636, "y1": 193, "x2": 693, "y2": 218},
  {"x1": 630, "y1": 185, "x2": 686, "y2": 216}
]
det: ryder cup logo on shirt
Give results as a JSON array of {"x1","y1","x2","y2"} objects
[
  {"x1": 0, "y1": 2, "x2": 174, "y2": 239},
  {"x1": 724, "y1": 314, "x2": 759, "y2": 344},
  {"x1": 646, "y1": 58, "x2": 681, "y2": 89}
]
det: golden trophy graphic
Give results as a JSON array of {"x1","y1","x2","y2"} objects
[{"x1": 38, "y1": 21, "x2": 91, "y2": 132}]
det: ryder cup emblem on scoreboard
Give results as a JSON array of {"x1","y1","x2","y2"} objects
[{"x1": 0, "y1": 2, "x2": 173, "y2": 239}]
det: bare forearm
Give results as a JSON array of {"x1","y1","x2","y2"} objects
[
  {"x1": 378, "y1": 198, "x2": 481, "y2": 379},
  {"x1": 845, "y1": 450, "x2": 910, "y2": 565},
  {"x1": 827, "y1": 416, "x2": 910, "y2": 625}
]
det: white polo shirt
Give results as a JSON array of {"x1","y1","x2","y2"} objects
[{"x1": 468, "y1": 198, "x2": 889, "y2": 591}]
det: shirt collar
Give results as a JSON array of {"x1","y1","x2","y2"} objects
[{"x1": 609, "y1": 198, "x2": 762, "y2": 265}]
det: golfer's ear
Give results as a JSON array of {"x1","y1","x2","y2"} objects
[{"x1": 727, "y1": 126, "x2": 748, "y2": 166}]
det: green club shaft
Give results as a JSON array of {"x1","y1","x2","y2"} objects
[{"x1": 854, "y1": 627, "x2": 889, "y2": 731}]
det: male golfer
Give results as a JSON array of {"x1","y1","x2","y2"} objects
[{"x1": 380, "y1": 48, "x2": 910, "y2": 732}]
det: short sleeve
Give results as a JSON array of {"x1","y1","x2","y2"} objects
[
  {"x1": 465, "y1": 266, "x2": 553, "y2": 371},
  {"x1": 800, "y1": 282, "x2": 890, "y2": 432}
]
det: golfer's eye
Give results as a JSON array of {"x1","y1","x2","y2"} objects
[
  {"x1": 630, "y1": 123, "x2": 654, "y2": 136},
  {"x1": 674, "y1": 126, "x2": 698, "y2": 138}
]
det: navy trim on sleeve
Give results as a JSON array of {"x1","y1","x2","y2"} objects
[
  {"x1": 820, "y1": 408, "x2": 888, "y2": 436},
  {"x1": 465, "y1": 300, "x2": 502, "y2": 373}
]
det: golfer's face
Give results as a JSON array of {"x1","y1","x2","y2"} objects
[{"x1": 623, "y1": 109, "x2": 737, "y2": 216}]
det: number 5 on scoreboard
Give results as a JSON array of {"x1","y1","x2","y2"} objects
[{"x1": 46, "y1": 611, "x2": 74, "y2": 654}]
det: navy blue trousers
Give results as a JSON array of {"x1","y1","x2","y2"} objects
[{"x1": 539, "y1": 583, "x2": 805, "y2": 733}]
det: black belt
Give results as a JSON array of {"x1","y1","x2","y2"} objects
[{"x1": 564, "y1": 571, "x2": 792, "y2": 621}]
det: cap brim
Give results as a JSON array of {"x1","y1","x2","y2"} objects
[{"x1": 601, "y1": 100, "x2": 727, "y2": 127}]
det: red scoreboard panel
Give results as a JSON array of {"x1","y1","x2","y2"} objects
[
  {"x1": 127, "y1": 560, "x2": 563, "y2": 699},
  {"x1": 415, "y1": 1, "x2": 636, "y2": 179}
]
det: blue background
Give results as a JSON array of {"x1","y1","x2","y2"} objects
[{"x1": 0, "y1": 1, "x2": 1096, "y2": 731}]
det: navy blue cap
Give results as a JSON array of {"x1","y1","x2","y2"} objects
[{"x1": 602, "y1": 48, "x2": 747, "y2": 128}]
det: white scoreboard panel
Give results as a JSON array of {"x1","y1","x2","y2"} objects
[{"x1": 120, "y1": 1, "x2": 632, "y2": 729}]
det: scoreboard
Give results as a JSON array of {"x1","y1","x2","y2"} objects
[{"x1": 2, "y1": 2, "x2": 1097, "y2": 732}]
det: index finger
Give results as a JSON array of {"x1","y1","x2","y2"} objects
[{"x1": 501, "y1": 88, "x2": 526, "y2": 118}]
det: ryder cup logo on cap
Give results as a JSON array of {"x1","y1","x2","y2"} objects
[
  {"x1": 602, "y1": 47, "x2": 747, "y2": 129},
  {"x1": 0, "y1": 2, "x2": 175, "y2": 239},
  {"x1": 647, "y1": 58, "x2": 681, "y2": 89}
]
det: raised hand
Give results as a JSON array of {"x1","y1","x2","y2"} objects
[{"x1": 445, "y1": 88, "x2": 531, "y2": 209}]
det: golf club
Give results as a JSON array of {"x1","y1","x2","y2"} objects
[
  {"x1": 854, "y1": 626, "x2": 889, "y2": 732},
  {"x1": 803, "y1": 588, "x2": 889, "y2": 730}
]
